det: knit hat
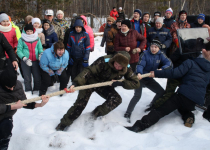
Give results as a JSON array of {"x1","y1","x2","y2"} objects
[
  {"x1": 121, "y1": 19, "x2": 131, "y2": 28},
  {"x1": 113, "y1": 7, "x2": 116, "y2": 9},
  {"x1": 107, "y1": 17, "x2": 115, "y2": 22},
  {"x1": 166, "y1": 8, "x2": 173, "y2": 15},
  {"x1": 73, "y1": 13, "x2": 77, "y2": 17},
  {"x1": 24, "y1": 24, "x2": 34, "y2": 32},
  {"x1": 151, "y1": 38, "x2": 162, "y2": 49},
  {"x1": 0, "y1": 13, "x2": 9, "y2": 23},
  {"x1": 25, "y1": 15, "x2": 33, "y2": 24},
  {"x1": 155, "y1": 17, "x2": 163, "y2": 24},
  {"x1": 154, "y1": 11, "x2": 161, "y2": 17},
  {"x1": 134, "y1": 9, "x2": 142, "y2": 17},
  {"x1": 45, "y1": 9, "x2": 54, "y2": 16},
  {"x1": 116, "y1": 18, "x2": 123, "y2": 23},
  {"x1": 0, "y1": 68, "x2": 17, "y2": 88},
  {"x1": 56, "y1": 10, "x2": 64, "y2": 17},
  {"x1": 32, "y1": 17, "x2": 41, "y2": 25},
  {"x1": 43, "y1": 19, "x2": 51, "y2": 25},
  {"x1": 197, "y1": 13, "x2": 205, "y2": 21},
  {"x1": 179, "y1": 10, "x2": 187, "y2": 18},
  {"x1": 119, "y1": 7, "x2": 122, "y2": 10}
]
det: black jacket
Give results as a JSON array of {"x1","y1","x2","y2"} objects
[
  {"x1": 118, "y1": 11, "x2": 125, "y2": 20},
  {"x1": 0, "y1": 80, "x2": 36, "y2": 121},
  {"x1": 0, "y1": 33, "x2": 16, "y2": 69}
]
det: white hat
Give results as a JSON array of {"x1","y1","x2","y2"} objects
[
  {"x1": 56, "y1": 10, "x2": 64, "y2": 17},
  {"x1": 155, "y1": 17, "x2": 163, "y2": 24},
  {"x1": 119, "y1": 7, "x2": 122, "y2": 10},
  {"x1": 166, "y1": 8, "x2": 173, "y2": 15},
  {"x1": 45, "y1": 9, "x2": 54, "y2": 16},
  {"x1": 32, "y1": 18, "x2": 41, "y2": 25}
]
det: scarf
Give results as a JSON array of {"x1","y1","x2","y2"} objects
[
  {"x1": 0, "y1": 22, "x2": 12, "y2": 32},
  {"x1": 21, "y1": 31, "x2": 38, "y2": 42},
  {"x1": 36, "y1": 28, "x2": 43, "y2": 34},
  {"x1": 121, "y1": 29, "x2": 129, "y2": 36},
  {"x1": 44, "y1": 25, "x2": 55, "y2": 36}
]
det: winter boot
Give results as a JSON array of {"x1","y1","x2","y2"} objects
[
  {"x1": 203, "y1": 105, "x2": 210, "y2": 122},
  {"x1": 124, "y1": 120, "x2": 144, "y2": 133},
  {"x1": 124, "y1": 112, "x2": 131, "y2": 123},
  {"x1": 55, "y1": 123, "x2": 68, "y2": 131},
  {"x1": 184, "y1": 117, "x2": 194, "y2": 128}
]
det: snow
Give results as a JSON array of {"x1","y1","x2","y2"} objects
[{"x1": 9, "y1": 36, "x2": 210, "y2": 150}]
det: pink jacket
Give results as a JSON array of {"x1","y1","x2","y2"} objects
[
  {"x1": 80, "y1": 15, "x2": 94, "y2": 52},
  {"x1": 0, "y1": 27, "x2": 18, "y2": 58}
]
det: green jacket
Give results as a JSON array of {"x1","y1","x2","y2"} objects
[
  {"x1": 11, "y1": 22, "x2": 21, "y2": 40},
  {"x1": 17, "y1": 37, "x2": 43, "y2": 60},
  {"x1": 73, "y1": 53, "x2": 140, "y2": 89}
]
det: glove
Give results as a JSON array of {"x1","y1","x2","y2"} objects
[
  {"x1": 42, "y1": 44, "x2": 48, "y2": 49},
  {"x1": 112, "y1": 81, "x2": 123, "y2": 88},
  {"x1": 69, "y1": 58, "x2": 74, "y2": 65},
  {"x1": 22, "y1": 57, "x2": 32, "y2": 66},
  {"x1": 132, "y1": 48, "x2": 138, "y2": 54},
  {"x1": 161, "y1": 44, "x2": 166, "y2": 49},
  {"x1": 82, "y1": 59, "x2": 89, "y2": 67},
  {"x1": 48, "y1": 69, "x2": 55, "y2": 76},
  {"x1": 174, "y1": 39, "x2": 179, "y2": 48},
  {"x1": 203, "y1": 105, "x2": 210, "y2": 122},
  {"x1": 39, "y1": 52, "x2": 43, "y2": 61}
]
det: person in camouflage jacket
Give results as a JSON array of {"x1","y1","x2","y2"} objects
[{"x1": 55, "y1": 51, "x2": 140, "y2": 131}]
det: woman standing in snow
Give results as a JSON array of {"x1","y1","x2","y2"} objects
[
  {"x1": 55, "y1": 10, "x2": 69, "y2": 34},
  {"x1": 17, "y1": 24, "x2": 43, "y2": 93},
  {"x1": 32, "y1": 17, "x2": 45, "y2": 45}
]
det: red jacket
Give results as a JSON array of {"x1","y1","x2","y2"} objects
[
  {"x1": 99, "y1": 23, "x2": 106, "y2": 32},
  {"x1": 110, "y1": 10, "x2": 119, "y2": 20},
  {"x1": 114, "y1": 29, "x2": 147, "y2": 64},
  {"x1": 0, "y1": 27, "x2": 18, "y2": 58},
  {"x1": 80, "y1": 15, "x2": 95, "y2": 52}
]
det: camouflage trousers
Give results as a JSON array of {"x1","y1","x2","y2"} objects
[
  {"x1": 153, "y1": 78, "x2": 181, "y2": 109},
  {"x1": 60, "y1": 86, "x2": 122, "y2": 126}
]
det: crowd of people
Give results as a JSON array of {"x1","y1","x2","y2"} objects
[{"x1": 0, "y1": 6, "x2": 210, "y2": 150}]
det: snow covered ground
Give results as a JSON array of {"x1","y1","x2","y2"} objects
[{"x1": 9, "y1": 36, "x2": 210, "y2": 150}]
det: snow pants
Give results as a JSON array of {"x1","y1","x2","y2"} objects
[
  {"x1": 0, "y1": 118, "x2": 13, "y2": 150},
  {"x1": 135, "y1": 93, "x2": 196, "y2": 131},
  {"x1": 60, "y1": 86, "x2": 122, "y2": 126},
  {"x1": 126, "y1": 78, "x2": 164, "y2": 114}
]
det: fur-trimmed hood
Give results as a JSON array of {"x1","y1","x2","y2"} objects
[{"x1": 108, "y1": 51, "x2": 130, "y2": 75}]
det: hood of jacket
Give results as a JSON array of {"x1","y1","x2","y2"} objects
[
  {"x1": 73, "y1": 19, "x2": 86, "y2": 32},
  {"x1": 80, "y1": 15, "x2": 88, "y2": 26}
]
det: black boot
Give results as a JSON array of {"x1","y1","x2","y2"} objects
[
  {"x1": 55, "y1": 123, "x2": 68, "y2": 131},
  {"x1": 124, "y1": 112, "x2": 131, "y2": 123},
  {"x1": 124, "y1": 120, "x2": 143, "y2": 133},
  {"x1": 203, "y1": 105, "x2": 210, "y2": 122}
]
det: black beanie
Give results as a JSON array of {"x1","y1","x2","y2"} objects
[
  {"x1": 179, "y1": 10, "x2": 187, "y2": 18},
  {"x1": 43, "y1": 19, "x2": 51, "y2": 26},
  {"x1": 0, "y1": 68, "x2": 17, "y2": 88},
  {"x1": 151, "y1": 37, "x2": 162, "y2": 49},
  {"x1": 113, "y1": 7, "x2": 116, "y2": 9},
  {"x1": 154, "y1": 11, "x2": 161, "y2": 17},
  {"x1": 121, "y1": 20, "x2": 131, "y2": 28},
  {"x1": 24, "y1": 23, "x2": 34, "y2": 33}
]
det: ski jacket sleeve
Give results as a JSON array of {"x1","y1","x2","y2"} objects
[{"x1": 136, "y1": 52, "x2": 146, "y2": 74}]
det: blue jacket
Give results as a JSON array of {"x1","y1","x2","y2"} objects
[
  {"x1": 136, "y1": 49, "x2": 173, "y2": 80},
  {"x1": 45, "y1": 32, "x2": 58, "y2": 48},
  {"x1": 155, "y1": 58, "x2": 210, "y2": 106},
  {"x1": 147, "y1": 27, "x2": 172, "y2": 53},
  {"x1": 40, "y1": 45, "x2": 69, "y2": 76},
  {"x1": 67, "y1": 19, "x2": 90, "y2": 61},
  {"x1": 164, "y1": 17, "x2": 176, "y2": 29}
]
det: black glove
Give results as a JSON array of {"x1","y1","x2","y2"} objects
[
  {"x1": 203, "y1": 105, "x2": 210, "y2": 122},
  {"x1": 112, "y1": 81, "x2": 123, "y2": 88},
  {"x1": 42, "y1": 44, "x2": 48, "y2": 49}
]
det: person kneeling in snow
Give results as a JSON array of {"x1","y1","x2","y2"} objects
[
  {"x1": 125, "y1": 41, "x2": 210, "y2": 133},
  {"x1": 56, "y1": 51, "x2": 140, "y2": 131},
  {"x1": 0, "y1": 68, "x2": 49, "y2": 150}
]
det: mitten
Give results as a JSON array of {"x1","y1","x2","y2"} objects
[
  {"x1": 22, "y1": 57, "x2": 32, "y2": 66},
  {"x1": 161, "y1": 44, "x2": 166, "y2": 49},
  {"x1": 82, "y1": 59, "x2": 89, "y2": 67},
  {"x1": 112, "y1": 81, "x2": 123, "y2": 88}
]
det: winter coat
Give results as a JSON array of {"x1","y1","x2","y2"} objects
[
  {"x1": 73, "y1": 51, "x2": 140, "y2": 90},
  {"x1": 80, "y1": 15, "x2": 94, "y2": 52},
  {"x1": 110, "y1": 9, "x2": 119, "y2": 20},
  {"x1": 17, "y1": 34, "x2": 43, "y2": 61},
  {"x1": 38, "y1": 33, "x2": 45, "y2": 45},
  {"x1": 100, "y1": 23, "x2": 111, "y2": 48},
  {"x1": 114, "y1": 29, "x2": 147, "y2": 64},
  {"x1": 164, "y1": 17, "x2": 176, "y2": 29},
  {"x1": 190, "y1": 21, "x2": 204, "y2": 28},
  {"x1": 142, "y1": 21, "x2": 152, "y2": 31},
  {"x1": 136, "y1": 48, "x2": 172, "y2": 80},
  {"x1": 54, "y1": 18, "x2": 69, "y2": 33},
  {"x1": 130, "y1": 19, "x2": 147, "y2": 38},
  {"x1": 51, "y1": 19, "x2": 64, "y2": 41},
  {"x1": 67, "y1": 19, "x2": 90, "y2": 60},
  {"x1": 0, "y1": 33, "x2": 16, "y2": 69},
  {"x1": 106, "y1": 24, "x2": 120, "y2": 53},
  {"x1": 0, "y1": 24, "x2": 18, "y2": 59},
  {"x1": 0, "y1": 80, "x2": 36, "y2": 122},
  {"x1": 11, "y1": 22, "x2": 21, "y2": 40},
  {"x1": 170, "y1": 19, "x2": 191, "y2": 40},
  {"x1": 118, "y1": 11, "x2": 125, "y2": 20},
  {"x1": 147, "y1": 27, "x2": 172, "y2": 53},
  {"x1": 99, "y1": 23, "x2": 106, "y2": 32},
  {"x1": 43, "y1": 25, "x2": 58, "y2": 48},
  {"x1": 64, "y1": 28, "x2": 72, "y2": 49},
  {"x1": 155, "y1": 58, "x2": 210, "y2": 106},
  {"x1": 40, "y1": 45, "x2": 69, "y2": 76}
]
